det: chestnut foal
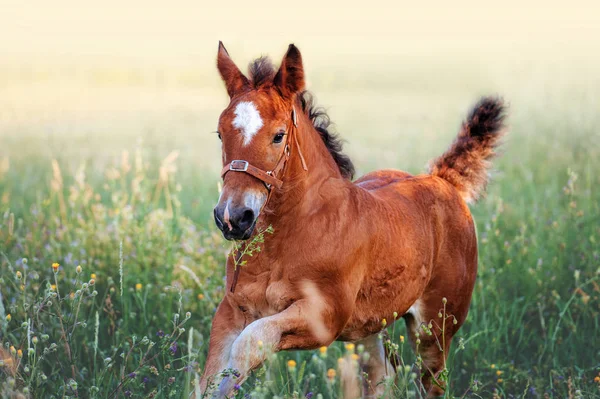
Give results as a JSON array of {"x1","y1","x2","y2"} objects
[{"x1": 200, "y1": 42, "x2": 505, "y2": 398}]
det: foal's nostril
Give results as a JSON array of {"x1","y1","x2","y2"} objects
[
  {"x1": 240, "y1": 209, "x2": 255, "y2": 228},
  {"x1": 213, "y1": 208, "x2": 224, "y2": 230}
]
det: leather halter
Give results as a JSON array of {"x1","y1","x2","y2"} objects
[
  {"x1": 221, "y1": 107, "x2": 308, "y2": 293},
  {"x1": 220, "y1": 107, "x2": 307, "y2": 192}
]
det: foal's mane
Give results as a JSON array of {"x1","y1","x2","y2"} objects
[{"x1": 249, "y1": 57, "x2": 355, "y2": 180}]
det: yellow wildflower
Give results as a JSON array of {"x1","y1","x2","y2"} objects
[
  {"x1": 345, "y1": 343, "x2": 355, "y2": 352},
  {"x1": 381, "y1": 318, "x2": 387, "y2": 327},
  {"x1": 17, "y1": 349, "x2": 23, "y2": 359},
  {"x1": 351, "y1": 353, "x2": 360, "y2": 361},
  {"x1": 15, "y1": 271, "x2": 22, "y2": 280},
  {"x1": 5, "y1": 314, "x2": 11, "y2": 322},
  {"x1": 91, "y1": 273, "x2": 97, "y2": 280},
  {"x1": 9, "y1": 346, "x2": 16, "y2": 356},
  {"x1": 287, "y1": 360, "x2": 296, "y2": 370},
  {"x1": 399, "y1": 335, "x2": 405, "y2": 343},
  {"x1": 135, "y1": 283, "x2": 143, "y2": 291},
  {"x1": 319, "y1": 346, "x2": 327, "y2": 354},
  {"x1": 257, "y1": 340, "x2": 263, "y2": 348},
  {"x1": 490, "y1": 364, "x2": 496, "y2": 369},
  {"x1": 497, "y1": 378, "x2": 503, "y2": 383},
  {"x1": 327, "y1": 368, "x2": 336, "y2": 380},
  {"x1": 52, "y1": 263, "x2": 60, "y2": 272},
  {"x1": 496, "y1": 370, "x2": 503, "y2": 376},
  {"x1": 197, "y1": 293, "x2": 205, "y2": 300},
  {"x1": 51, "y1": 284, "x2": 57, "y2": 291},
  {"x1": 76, "y1": 265, "x2": 82, "y2": 274}
]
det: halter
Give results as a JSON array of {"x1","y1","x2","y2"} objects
[
  {"x1": 220, "y1": 107, "x2": 308, "y2": 293},
  {"x1": 220, "y1": 107, "x2": 308, "y2": 193}
]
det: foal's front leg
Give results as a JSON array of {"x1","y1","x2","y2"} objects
[
  {"x1": 216, "y1": 299, "x2": 338, "y2": 398},
  {"x1": 199, "y1": 300, "x2": 244, "y2": 395}
]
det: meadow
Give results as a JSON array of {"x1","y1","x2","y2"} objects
[{"x1": 1, "y1": 46, "x2": 600, "y2": 398}]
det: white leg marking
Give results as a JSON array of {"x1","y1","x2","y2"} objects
[
  {"x1": 233, "y1": 101, "x2": 263, "y2": 145},
  {"x1": 407, "y1": 298, "x2": 423, "y2": 326}
]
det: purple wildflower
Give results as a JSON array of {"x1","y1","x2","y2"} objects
[
  {"x1": 124, "y1": 390, "x2": 132, "y2": 397},
  {"x1": 169, "y1": 342, "x2": 177, "y2": 355},
  {"x1": 156, "y1": 330, "x2": 165, "y2": 338},
  {"x1": 143, "y1": 377, "x2": 150, "y2": 384},
  {"x1": 234, "y1": 384, "x2": 241, "y2": 391},
  {"x1": 306, "y1": 393, "x2": 314, "y2": 399},
  {"x1": 128, "y1": 372, "x2": 136, "y2": 379}
]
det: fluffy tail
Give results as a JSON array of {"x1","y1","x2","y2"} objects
[{"x1": 429, "y1": 97, "x2": 506, "y2": 204}]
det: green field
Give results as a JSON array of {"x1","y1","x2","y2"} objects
[{"x1": 1, "y1": 40, "x2": 600, "y2": 398}]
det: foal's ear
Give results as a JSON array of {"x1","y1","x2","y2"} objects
[
  {"x1": 274, "y1": 44, "x2": 305, "y2": 99},
  {"x1": 217, "y1": 41, "x2": 249, "y2": 98}
]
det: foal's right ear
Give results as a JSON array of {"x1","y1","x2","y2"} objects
[{"x1": 217, "y1": 41, "x2": 249, "y2": 98}]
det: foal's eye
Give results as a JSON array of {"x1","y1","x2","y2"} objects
[
  {"x1": 216, "y1": 132, "x2": 222, "y2": 141},
  {"x1": 273, "y1": 133, "x2": 285, "y2": 144}
]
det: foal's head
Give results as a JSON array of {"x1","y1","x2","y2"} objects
[{"x1": 213, "y1": 42, "x2": 305, "y2": 240}]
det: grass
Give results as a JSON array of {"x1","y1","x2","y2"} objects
[{"x1": 1, "y1": 53, "x2": 600, "y2": 398}]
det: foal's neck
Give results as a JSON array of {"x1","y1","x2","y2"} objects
[{"x1": 260, "y1": 110, "x2": 343, "y2": 224}]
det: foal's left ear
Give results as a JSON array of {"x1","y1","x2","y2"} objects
[{"x1": 274, "y1": 44, "x2": 305, "y2": 99}]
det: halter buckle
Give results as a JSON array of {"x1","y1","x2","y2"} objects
[{"x1": 229, "y1": 160, "x2": 249, "y2": 172}]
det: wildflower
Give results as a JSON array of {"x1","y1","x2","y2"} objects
[
  {"x1": 197, "y1": 293, "x2": 205, "y2": 300},
  {"x1": 345, "y1": 343, "x2": 355, "y2": 352},
  {"x1": 393, "y1": 311, "x2": 398, "y2": 319},
  {"x1": 136, "y1": 283, "x2": 143, "y2": 291},
  {"x1": 52, "y1": 263, "x2": 60, "y2": 272},
  {"x1": 319, "y1": 346, "x2": 327, "y2": 354},
  {"x1": 124, "y1": 390, "x2": 132, "y2": 397},
  {"x1": 168, "y1": 376, "x2": 175, "y2": 384},
  {"x1": 327, "y1": 368, "x2": 336, "y2": 380},
  {"x1": 128, "y1": 372, "x2": 136, "y2": 379},
  {"x1": 169, "y1": 342, "x2": 177, "y2": 355},
  {"x1": 497, "y1": 378, "x2": 503, "y2": 383},
  {"x1": 91, "y1": 273, "x2": 97, "y2": 280},
  {"x1": 594, "y1": 376, "x2": 600, "y2": 383},
  {"x1": 399, "y1": 335, "x2": 405, "y2": 343},
  {"x1": 150, "y1": 366, "x2": 159, "y2": 375},
  {"x1": 76, "y1": 265, "x2": 82, "y2": 274},
  {"x1": 15, "y1": 271, "x2": 22, "y2": 280},
  {"x1": 381, "y1": 318, "x2": 387, "y2": 327},
  {"x1": 234, "y1": 384, "x2": 241, "y2": 391},
  {"x1": 287, "y1": 360, "x2": 297, "y2": 370},
  {"x1": 490, "y1": 364, "x2": 496, "y2": 369},
  {"x1": 257, "y1": 340, "x2": 264, "y2": 349},
  {"x1": 306, "y1": 393, "x2": 314, "y2": 399},
  {"x1": 89, "y1": 279, "x2": 95, "y2": 286},
  {"x1": 351, "y1": 354, "x2": 360, "y2": 361},
  {"x1": 51, "y1": 284, "x2": 57, "y2": 291},
  {"x1": 32, "y1": 336, "x2": 38, "y2": 345},
  {"x1": 156, "y1": 330, "x2": 165, "y2": 338},
  {"x1": 5, "y1": 314, "x2": 10, "y2": 322},
  {"x1": 496, "y1": 370, "x2": 503, "y2": 376},
  {"x1": 165, "y1": 363, "x2": 171, "y2": 370},
  {"x1": 10, "y1": 346, "x2": 16, "y2": 356}
]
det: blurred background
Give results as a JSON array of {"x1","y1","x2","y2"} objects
[
  {"x1": 2, "y1": 2, "x2": 599, "y2": 217},
  {"x1": 1, "y1": 1, "x2": 599, "y2": 397}
]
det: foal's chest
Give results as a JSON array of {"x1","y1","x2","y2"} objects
[{"x1": 229, "y1": 272, "x2": 296, "y2": 320}]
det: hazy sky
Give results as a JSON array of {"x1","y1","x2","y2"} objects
[{"x1": 1, "y1": 1, "x2": 598, "y2": 65}]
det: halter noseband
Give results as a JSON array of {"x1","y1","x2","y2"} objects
[{"x1": 220, "y1": 107, "x2": 307, "y2": 191}]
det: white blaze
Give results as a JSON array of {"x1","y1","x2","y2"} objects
[{"x1": 233, "y1": 101, "x2": 263, "y2": 145}]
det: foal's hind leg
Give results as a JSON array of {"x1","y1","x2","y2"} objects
[
  {"x1": 356, "y1": 332, "x2": 396, "y2": 398},
  {"x1": 404, "y1": 296, "x2": 464, "y2": 398}
]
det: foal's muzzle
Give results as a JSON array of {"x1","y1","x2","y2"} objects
[{"x1": 214, "y1": 205, "x2": 257, "y2": 241}]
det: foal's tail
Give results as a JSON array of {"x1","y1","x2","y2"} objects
[{"x1": 429, "y1": 97, "x2": 506, "y2": 204}]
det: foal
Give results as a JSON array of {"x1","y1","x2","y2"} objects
[{"x1": 200, "y1": 42, "x2": 505, "y2": 398}]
